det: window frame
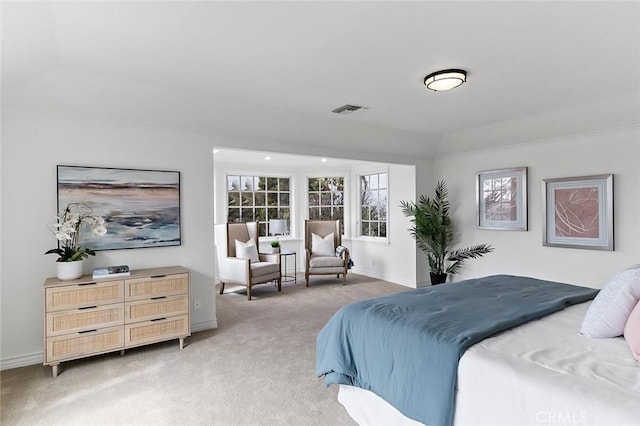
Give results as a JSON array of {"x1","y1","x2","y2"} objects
[
  {"x1": 356, "y1": 168, "x2": 389, "y2": 241},
  {"x1": 225, "y1": 173, "x2": 292, "y2": 237},
  {"x1": 306, "y1": 175, "x2": 346, "y2": 235}
]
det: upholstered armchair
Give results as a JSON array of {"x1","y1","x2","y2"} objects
[
  {"x1": 215, "y1": 222, "x2": 281, "y2": 300},
  {"x1": 304, "y1": 220, "x2": 349, "y2": 286}
]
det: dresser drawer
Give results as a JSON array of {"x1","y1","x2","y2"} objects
[
  {"x1": 46, "y1": 281, "x2": 124, "y2": 312},
  {"x1": 125, "y1": 274, "x2": 188, "y2": 301},
  {"x1": 125, "y1": 295, "x2": 188, "y2": 323},
  {"x1": 46, "y1": 326, "x2": 124, "y2": 363},
  {"x1": 124, "y1": 314, "x2": 189, "y2": 347},
  {"x1": 47, "y1": 304, "x2": 124, "y2": 336}
]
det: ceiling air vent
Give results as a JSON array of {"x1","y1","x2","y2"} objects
[{"x1": 331, "y1": 104, "x2": 367, "y2": 115}]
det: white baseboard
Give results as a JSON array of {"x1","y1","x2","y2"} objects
[
  {"x1": 1, "y1": 351, "x2": 43, "y2": 371},
  {"x1": 349, "y1": 268, "x2": 418, "y2": 288},
  {"x1": 191, "y1": 319, "x2": 218, "y2": 332},
  {"x1": 1, "y1": 320, "x2": 219, "y2": 372}
]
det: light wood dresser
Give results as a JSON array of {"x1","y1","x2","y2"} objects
[{"x1": 43, "y1": 266, "x2": 190, "y2": 377}]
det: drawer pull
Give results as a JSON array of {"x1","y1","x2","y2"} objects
[
  {"x1": 78, "y1": 306, "x2": 98, "y2": 310},
  {"x1": 150, "y1": 275, "x2": 167, "y2": 278},
  {"x1": 79, "y1": 329, "x2": 98, "y2": 334},
  {"x1": 150, "y1": 296, "x2": 167, "y2": 300},
  {"x1": 78, "y1": 282, "x2": 98, "y2": 286},
  {"x1": 150, "y1": 317, "x2": 166, "y2": 322}
]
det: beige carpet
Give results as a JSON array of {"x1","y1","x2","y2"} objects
[{"x1": 1, "y1": 274, "x2": 409, "y2": 426}]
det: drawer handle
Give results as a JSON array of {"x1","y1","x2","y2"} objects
[
  {"x1": 78, "y1": 282, "x2": 98, "y2": 286},
  {"x1": 78, "y1": 329, "x2": 97, "y2": 334},
  {"x1": 150, "y1": 275, "x2": 167, "y2": 278},
  {"x1": 78, "y1": 306, "x2": 98, "y2": 310},
  {"x1": 150, "y1": 317, "x2": 166, "y2": 322},
  {"x1": 150, "y1": 296, "x2": 167, "y2": 300}
]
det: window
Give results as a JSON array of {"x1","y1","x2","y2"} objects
[
  {"x1": 359, "y1": 172, "x2": 387, "y2": 238},
  {"x1": 227, "y1": 175, "x2": 290, "y2": 236},
  {"x1": 308, "y1": 177, "x2": 344, "y2": 233}
]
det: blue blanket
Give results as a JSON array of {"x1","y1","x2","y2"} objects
[{"x1": 316, "y1": 275, "x2": 599, "y2": 426}]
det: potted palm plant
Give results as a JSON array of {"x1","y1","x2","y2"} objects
[{"x1": 400, "y1": 180, "x2": 494, "y2": 285}]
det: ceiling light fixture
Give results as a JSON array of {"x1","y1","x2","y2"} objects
[
  {"x1": 423, "y1": 69, "x2": 467, "y2": 91},
  {"x1": 321, "y1": 158, "x2": 328, "y2": 163},
  {"x1": 265, "y1": 156, "x2": 271, "y2": 161}
]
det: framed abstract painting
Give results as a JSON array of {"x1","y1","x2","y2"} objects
[
  {"x1": 542, "y1": 174, "x2": 613, "y2": 250},
  {"x1": 476, "y1": 167, "x2": 528, "y2": 231},
  {"x1": 57, "y1": 165, "x2": 181, "y2": 250}
]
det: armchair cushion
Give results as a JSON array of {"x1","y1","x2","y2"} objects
[
  {"x1": 251, "y1": 261, "x2": 280, "y2": 278},
  {"x1": 310, "y1": 256, "x2": 344, "y2": 268},
  {"x1": 312, "y1": 232, "x2": 335, "y2": 256},
  {"x1": 235, "y1": 238, "x2": 260, "y2": 263}
]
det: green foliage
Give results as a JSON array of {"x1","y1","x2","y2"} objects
[
  {"x1": 271, "y1": 240, "x2": 280, "y2": 247},
  {"x1": 44, "y1": 246, "x2": 96, "y2": 262},
  {"x1": 400, "y1": 180, "x2": 493, "y2": 276}
]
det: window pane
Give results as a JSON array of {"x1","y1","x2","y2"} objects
[
  {"x1": 379, "y1": 189, "x2": 387, "y2": 207},
  {"x1": 228, "y1": 192, "x2": 240, "y2": 206},
  {"x1": 320, "y1": 178, "x2": 329, "y2": 191},
  {"x1": 379, "y1": 204, "x2": 387, "y2": 220},
  {"x1": 321, "y1": 192, "x2": 331, "y2": 205},
  {"x1": 310, "y1": 207, "x2": 320, "y2": 220},
  {"x1": 309, "y1": 192, "x2": 319, "y2": 206},
  {"x1": 379, "y1": 222, "x2": 387, "y2": 238},
  {"x1": 241, "y1": 193, "x2": 253, "y2": 206},
  {"x1": 267, "y1": 192, "x2": 278, "y2": 206},
  {"x1": 279, "y1": 178, "x2": 290, "y2": 191},
  {"x1": 241, "y1": 209, "x2": 254, "y2": 222},
  {"x1": 371, "y1": 222, "x2": 379, "y2": 237},
  {"x1": 228, "y1": 208, "x2": 240, "y2": 222},
  {"x1": 241, "y1": 176, "x2": 253, "y2": 191},
  {"x1": 279, "y1": 193, "x2": 289, "y2": 206},
  {"x1": 228, "y1": 176, "x2": 240, "y2": 191},
  {"x1": 369, "y1": 174, "x2": 379, "y2": 190},
  {"x1": 267, "y1": 177, "x2": 278, "y2": 191},
  {"x1": 362, "y1": 206, "x2": 370, "y2": 220},
  {"x1": 255, "y1": 192, "x2": 266, "y2": 206},
  {"x1": 333, "y1": 192, "x2": 343, "y2": 205},
  {"x1": 268, "y1": 208, "x2": 279, "y2": 220},
  {"x1": 258, "y1": 222, "x2": 267, "y2": 237},
  {"x1": 256, "y1": 177, "x2": 267, "y2": 191},
  {"x1": 280, "y1": 208, "x2": 290, "y2": 220},
  {"x1": 320, "y1": 207, "x2": 332, "y2": 219},
  {"x1": 361, "y1": 222, "x2": 370, "y2": 236},
  {"x1": 256, "y1": 208, "x2": 267, "y2": 221},
  {"x1": 379, "y1": 173, "x2": 387, "y2": 189},
  {"x1": 308, "y1": 178, "x2": 319, "y2": 191},
  {"x1": 370, "y1": 207, "x2": 379, "y2": 220}
]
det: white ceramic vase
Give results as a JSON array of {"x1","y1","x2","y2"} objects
[{"x1": 57, "y1": 260, "x2": 83, "y2": 281}]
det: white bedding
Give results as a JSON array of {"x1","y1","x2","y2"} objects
[{"x1": 338, "y1": 302, "x2": 640, "y2": 426}]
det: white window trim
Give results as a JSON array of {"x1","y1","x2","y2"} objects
[{"x1": 354, "y1": 165, "x2": 390, "y2": 243}]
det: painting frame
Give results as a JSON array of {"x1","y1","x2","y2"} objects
[
  {"x1": 542, "y1": 174, "x2": 613, "y2": 251},
  {"x1": 57, "y1": 165, "x2": 181, "y2": 251},
  {"x1": 476, "y1": 167, "x2": 528, "y2": 231}
]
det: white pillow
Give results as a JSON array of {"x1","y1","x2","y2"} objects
[
  {"x1": 580, "y1": 266, "x2": 640, "y2": 338},
  {"x1": 311, "y1": 232, "x2": 335, "y2": 256},
  {"x1": 235, "y1": 238, "x2": 260, "y2": 263}
]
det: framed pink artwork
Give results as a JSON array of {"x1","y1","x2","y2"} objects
[{"x1": 542, "y1": 174, "x2": 613, "y2": 250}]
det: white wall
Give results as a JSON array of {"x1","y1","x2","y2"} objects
[
  {"x1": 434, "y1": 127, "x2": 640, "y2": 288},
  {"x1": 1, "y1": 110, "x2": 217, "y2": 369}
]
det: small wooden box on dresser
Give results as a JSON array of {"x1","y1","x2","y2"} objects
[{"x1": 43, "y1": 266, "x2": 190, "y2": 377}]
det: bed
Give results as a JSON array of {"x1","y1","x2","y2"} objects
[{"x1": 316, "y1": 275, "x2": 640, "y2": 426}]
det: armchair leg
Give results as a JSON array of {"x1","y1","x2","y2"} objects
[
  {"x1": 343, "y1": 272, "x2": 346, "y2": 285},
  {"x1": 277, "y1": 277, "x2": 282, "y2": 292},
  {"x1": 247, "y1": 285, "x2": 252, "y2": 301},
  {"x1": 305, "y1": 273, "x2": 309, "y2": 287},
  {"x1": 219, "y1": 282, "x2": 225, "y2": 295}
]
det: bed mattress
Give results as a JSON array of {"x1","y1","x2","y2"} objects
[{"x1": 338, "y1": 301, "x2": 640, "y2": 426}]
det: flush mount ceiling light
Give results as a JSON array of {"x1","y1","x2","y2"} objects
[{"x1": 423, "y1": 69, "x2": 467, "y2": 91}]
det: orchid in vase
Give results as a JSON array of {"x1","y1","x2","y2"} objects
[{"x1": 45, "y1": 203, "x2": 107, "y2": 262}]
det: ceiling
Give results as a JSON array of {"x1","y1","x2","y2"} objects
[{"x1": 2, "y1": 1, "x2": 639, "y2": 161}]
